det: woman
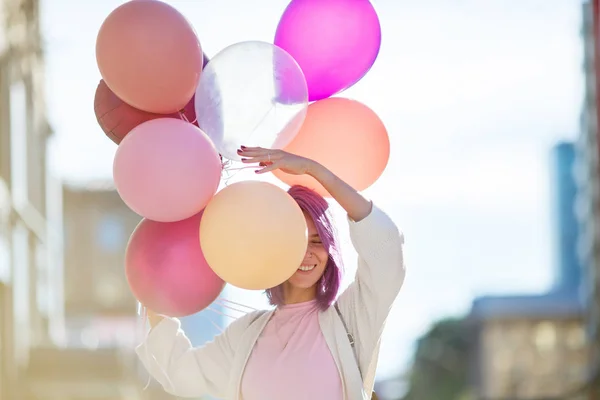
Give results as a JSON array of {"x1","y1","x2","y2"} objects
[{"x1": 137, "y1": 146, "x2": 405, "y2": 400}]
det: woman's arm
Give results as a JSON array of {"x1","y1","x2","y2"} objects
[
  {"x1": 306, "y1": 162, "x2": 372, "y2": 222},
  {"x1": 240, "y1": 146, "x2": 405, "y2": 391},
  {"x1": 241, "y1": 146, "x2": 370, "y2": 221},
  {"x1": 240, "y1": 145, "x2": 405, "y2": 304},
  {"x1": 136, "y1": 310, "x2": 258, "y2": 398}
]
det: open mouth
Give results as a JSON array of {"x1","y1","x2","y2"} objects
[{"x1": 298, "y1": 264, "x2": 316, "y2": 272}]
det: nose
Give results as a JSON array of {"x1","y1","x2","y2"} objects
[{"x1": 302, "y1": 250, "x2": 314, "y2": 263}]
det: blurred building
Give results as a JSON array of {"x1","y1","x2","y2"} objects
[
  {"x1": 468, "y1": 142, "x2": 588, "y2": 399},
  {"x1": 0, "y1": 0, "x2": 65, "y2": 398},
  {"x1": 577, "y1": 0, "x2": 600, "y2": 394},
  {"x1": 62, "y1": 181, "x2": 141, "y2": 346},
  {"x1": 57, "y1": 182, "x2": 226, "y2": 400},
  {"x1": 21, "y1": 181, "x2": 151, "y2": 399},
  {"x1": 61, "y1": 179, "x2": 225, "y2": 346}
]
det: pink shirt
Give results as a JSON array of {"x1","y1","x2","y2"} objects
[{"x1": 241, "y1": 300, "x2": 343, "y2": 400}]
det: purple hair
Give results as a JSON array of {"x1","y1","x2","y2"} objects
[{"x1": 265, "y1": 185, "x2": 343, "y2": 311}]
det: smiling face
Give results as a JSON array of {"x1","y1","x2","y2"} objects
[
  {"x1": 284, "y1": 212, "x2": 329, "y2": 291},
  {"x1": 266, "y1": 185, "x2": 342, "y2": 309}
]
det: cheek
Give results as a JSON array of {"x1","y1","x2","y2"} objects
[{"x1": 315, "y1": 249, "x2": 329, "y2": 266}]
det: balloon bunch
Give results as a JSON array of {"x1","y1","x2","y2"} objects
[{"x1": 93, "y1": 0, "x2": 389, "y2": 318}]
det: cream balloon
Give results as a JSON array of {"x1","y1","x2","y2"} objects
[{"x1": 199, "y1": 181, "x2": 307, "y2": 290}]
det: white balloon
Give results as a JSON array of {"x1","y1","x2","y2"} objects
[{"x1": 195, "y1": 41, "x2": 308, "y2": 161}]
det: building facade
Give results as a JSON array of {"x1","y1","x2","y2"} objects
[
  {"x1": 469, "y1": 141, "x2": 588, "y2": 399},
  {"x1": 470, "y1": 304, "x2": 587, "y2": 399},
  {"x1": 61, "y1": 182, "x2": 142, "y2": 346},
  {"x1": 57, "y1": 182, "x2": 226, "y2": 399},
  {"x1": 0, "y1": 0, "x2": 64, "y2": 398},
  {"x1": 21, "y1": 182, "x2": 149, "y2": 399},
  {"x1": 577, "y1": 0, "x2": 600, "y2": 394}
]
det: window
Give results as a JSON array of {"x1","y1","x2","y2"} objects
[
  {"x1": 533, "y1": 321, "x2": 557, "y2": 352},
  {"x1": 12, "y1": 221, "x2": 30, "y2": 363},
  {"x1": 96, "y1": 214, "x2": 125, "y2": 253},
  {"x1": 565, "y1": 325, "x2": 585, "y2": 350},
  {"x1": 35, "y1": 240, "x2": 49, "y2": 316},
  {"x1": 9, "y1": 81, "x2": 28, "y2": 208},
  {"x1": 0, "y1": 179, "x2": 9, "y2": 283}
]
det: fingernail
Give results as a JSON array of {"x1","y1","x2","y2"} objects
[
  {"x1": 254, "y1": 170, "x2": 259, "y2": 174},
  {"x1": 241, "y1": 145, "x2": 246, "y2": 149},
  {"x1": 241, "y1": 158, "x2": 248, "y2": 162}
]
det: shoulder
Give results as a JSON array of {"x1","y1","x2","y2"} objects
[
  {"x1": 221, "y1": 308, "x2": 271, "y2": 342},
  {"x1": 347, "y1": 204, "x2": 403, "y2": 254}
]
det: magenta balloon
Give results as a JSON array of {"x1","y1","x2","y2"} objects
[
  {"x1": 125, "y1": 213, "x2": 225, "y2": 317},
  {"x1": 113, "y1": 118, "x2": 221, "y2": 222},
  {"x1": 274, "y1": 0, "x2": 381, "y2": 101}
]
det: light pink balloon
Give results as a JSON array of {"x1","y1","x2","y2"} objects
[
  {"x1": 96, "y1": 0, "x2": 203, "y2": 114},
  {"x1": 125, "y1": 212, "x2": 225, "y2": 317},
  {"x1": 113, "y1": 118, "x2": 221, "y2": 222}
]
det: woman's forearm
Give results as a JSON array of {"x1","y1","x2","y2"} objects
[{"x1": 307, "y1": 161, "x2": 372, "y2": 222}]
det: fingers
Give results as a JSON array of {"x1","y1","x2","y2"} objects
[
  {"x1": 255, "y1": 161, "x2": 280, "y2": 174},
  {"x1": 241, "y1": 155, "x2": 272, "y2": 164},
  {"x1": 238, "y1": 146, "x2": 282, "y2": 164},
  {"x1": 237, "y1": 146, "x2": 282, "y2": 173},
  {"x1": 237, "y1": 146, "x2": 280, "y2": 157}
]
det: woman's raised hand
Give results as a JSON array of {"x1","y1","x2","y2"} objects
[{"x1": 237, "y1": 146, "x2": 320, "y2": 176}]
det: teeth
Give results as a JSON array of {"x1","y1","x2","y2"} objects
[{"x1": 299, "y1": 265, "x2": 316, "y2": 271}]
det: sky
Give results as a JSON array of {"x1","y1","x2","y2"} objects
[{"x1": 41, "y1": 0, "x2": 585, "y2": 380}]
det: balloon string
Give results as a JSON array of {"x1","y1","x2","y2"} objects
[
  {"x1": 223, "y1": 165, "x2": 256, "y2": 172},
  {"x1": 245, "y1": 103, "x2": 276, "y2": 142},
  {"x1": 217, "y1": 297, "x2": 259, "y2": 311},
  {"x1": 201, "y1": 313, "x2": 226, "y2": 334},
  {"x1": 214, "y1": 300, "x2": 254, "y2": 315},
  {"x1": 178, "y1": 110, "x2": 198, "y2": 125},
  {"x1": 206, "y1": 305, "x2": 240, "y2": 320},
  {"x1": 220, "y1": 160, "x2": 257, "y2": 186},
  {"x1": 219, "y1": 99, "x2": 276, "y2": 186}
]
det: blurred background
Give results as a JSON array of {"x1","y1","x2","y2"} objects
[{"x1": 1, "y1": 0, "x2": 599, "y2": 399}]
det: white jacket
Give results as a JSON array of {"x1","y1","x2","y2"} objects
[{"x1": 136, "y1": 204, "x2": 406, "y2": 400}]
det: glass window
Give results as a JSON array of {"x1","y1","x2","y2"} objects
[
  {"x1": 9, "y1": 81, "x2": 28, "y2": 208},
  {"x1": 96, "y1": 214, "x2": 125, "y2": 253},
  {"x1": 12, "y1": 221, "x2": 30, "y2": 363},
  {"x1": 565, "y1": 325, "x2": 585, "y2": 350},
  {"x1": 35, "y1": 240, "x2": 49, "y2": 316},
  {"x1": 533, "y1": 321, "x2": 557, "y2": 351}
]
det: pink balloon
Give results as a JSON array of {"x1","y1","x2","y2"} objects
[
  {"x1": 113, "y1": 118, "x2": 221, "y2": 222},
  {"x1": 96, "y1": 0, "x2": 203, "y2": 114},
  {"x1": 274, "y1": 0, "x2": 381, "y2": 101},
  {"x1": 125, "y1": 213, "x2": 225, "y2": 317}
]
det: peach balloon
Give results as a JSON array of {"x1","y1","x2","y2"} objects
[
  {"x1": 199, "y1": 181, "x2": 308, "y2": 290},
  {"x1": 273, "y1": 97, "x2": 389, "y2": 196},
  {"x1": 96, "y1": 0, "x2": 203, "y2": 114}
]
